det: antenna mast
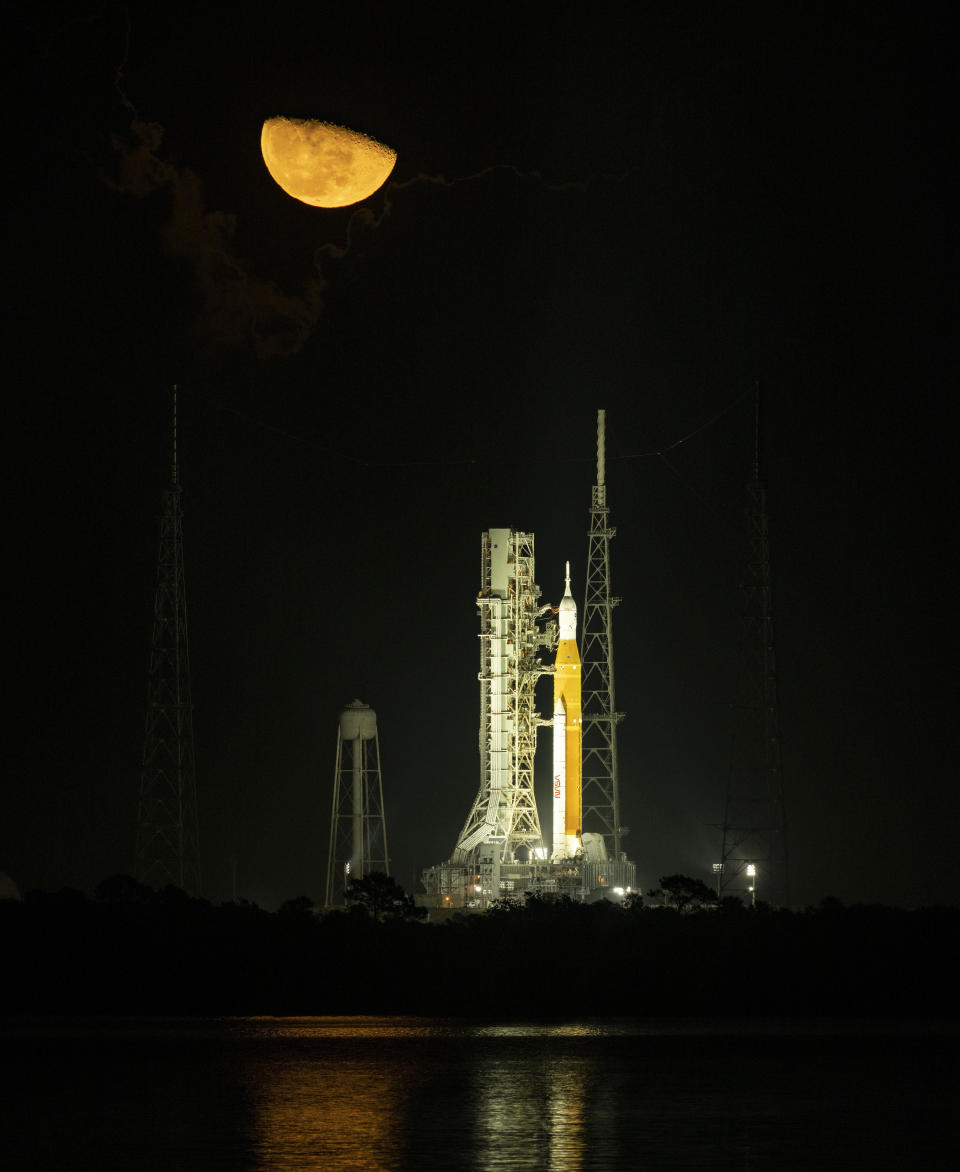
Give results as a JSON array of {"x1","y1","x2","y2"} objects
[
  {"x1": 135, "y1": 386, "x2": 201, "y2": 894},
  {"x1": 717, "y1": 384, "x2": 789, "y2": 906}
]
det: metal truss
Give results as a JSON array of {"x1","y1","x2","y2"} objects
[
  {"x1": 580, "y1": 411, "x2": 624, "y2": 860},
  {"x1": 453, "y1": 529, "x2": 551, "y2": 864},
  {"x1": 135, "y1": 389, "x2": 201, "y2": 895},
  {"x1": 325, "y1": 700, "x2": 389, "y2": 906},
  {"x1": 718, "y1": 390, "x2": 789, "y2": 906}
]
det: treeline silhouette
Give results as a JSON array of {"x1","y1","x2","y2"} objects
[{"x1": 2, "y1": 875, "x2": 957, "y2": 1018}]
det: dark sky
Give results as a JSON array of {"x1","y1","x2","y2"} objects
[{"x1": 9, "y1": 3, "x2": 955, "y2": 909}]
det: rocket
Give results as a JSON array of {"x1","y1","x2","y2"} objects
[{"x1": 552, "y1": 561, "x2": 582, "y2": 859}]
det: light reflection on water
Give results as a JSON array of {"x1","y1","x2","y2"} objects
[
  {"x1": 242, "y1": 1018, "x2": 598, "y2": 1170},
  {"x1": 3, "y1": 1017, "x2": 956, "y2": 1170},
  {"x1": 248, "y1": 1045, "x2": 415, "y2": 1170},
  {"x1": 233, "y1": 1015, "x2": 613, "y2": 1040},
  {"x1": 471, "y1": 1021, "x2": 608, "y2": 1039},
  {"x1": 236, "y1": 1014, "x2": 452, "y2": 1040},
  {"x1": 468, "y1": 1038, "x2": 591, "y2": 1171},
  {"x1": 229, "y1": 1017, "x2": 958, "y2": 1170}
]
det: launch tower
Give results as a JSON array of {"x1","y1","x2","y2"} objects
[
  {"x1": 135, "y1": 388, "x2": 201, "y2": 895},
  {"x1": 580, "y1": 410, "x2": 625, "y2": 862},
  {"x1": 325, "y1": 700, "x2": 389, "y2": 906},
  {"x1": 419, "y1": 529, "x2": 556, "y2": 909},
  {"x1": 453, "y1": 529, "x2": 551, "y2": 864},
  {"x1": 717, "y1": 388, "x2": 789, "y2": 906}
]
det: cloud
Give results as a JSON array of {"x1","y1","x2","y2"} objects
[{"x1": 109, "y1": 117, "x2": 325, "y2": 359}]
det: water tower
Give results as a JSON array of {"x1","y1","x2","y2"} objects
[{"x1": 325, "y1": 700, "x2": 389, "y2": 906}]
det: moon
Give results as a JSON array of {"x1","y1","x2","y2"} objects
[{"x1": 260, "y1": 118, "x2": 397, "y2": 208}]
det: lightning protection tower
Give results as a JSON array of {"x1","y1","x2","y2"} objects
[
  {"x1": 325, "y1": 700, "x2": 389, "y2": 906},
  {"x1": 580, "y1": 410, "x2": 625, "y2": 862},
  {"x1": 718, "y1": 387, "x2": 789, "y2": 907},
  {"x1": 135, "y1": 387, "x2": 201, "y2": 895}
]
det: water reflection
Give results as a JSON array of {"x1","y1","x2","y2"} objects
[
  {"x1": 237, "y1": 1014, "x2": 450, "y2": 1040},
  {"x1": 459, "y1": 1025, "x2": 594, "y2": 1171},
  {"x1": 5, "y1": 1018, "x2": 952, "y2": 1170},
  {"x1": 470, "y1": 1022, "x2": 609, "y2": 1039},
  {"x1": 244, "y1": 1022, "x2": 420, "y2": 1169},
  {"x1": 241, "y1": 1018, "x2": 599, "y2": 1170},
  {"x1": 544, "y1": 1059, "x2": 589, "y2": 1171}
]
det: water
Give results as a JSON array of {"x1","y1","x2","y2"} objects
[{"x1": 2, "y1": 1017, "x2": 956, "y2": 1170}]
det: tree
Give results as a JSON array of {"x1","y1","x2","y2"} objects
[
  {"x1": 345, "y1": 873, "x2": 426, "y2": 923},
  {"x1": 94, "y1": 874, "x2": 154, "y2": 904},
  {"x1": 653, "y1": 874, "x2": 716, "y2": 913},
  {"x1": 278, "y1": 895, "x2": 317, "y2": 919}
]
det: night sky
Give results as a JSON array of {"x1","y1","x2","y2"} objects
[{"x1": 9, "y1": 4, "x2": 955, "y2": 910}]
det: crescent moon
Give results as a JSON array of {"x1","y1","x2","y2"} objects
[{"x1": 260, "y1": 118, "x2": 397, "y2": 208}]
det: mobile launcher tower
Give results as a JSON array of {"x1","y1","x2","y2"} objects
[{"x1": 419, "y1": 509, "x2": 635, "y2": 912}]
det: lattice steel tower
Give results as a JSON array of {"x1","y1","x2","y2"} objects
[
  {"x1": 135, "y1": 388, "x2": 201, "y2": 894},
  {"x1": 580, "y1": 410, "x2": 625, "y2": 861},
  {"x1": 718, "y1": 387, "x2": 789, "y2": 906},
  {"x1": 452, "y1": 529, "x2": 552, "y2": 865},
  {"x1": 326, "y1": 700, "x2": 389, "y2": 906}
]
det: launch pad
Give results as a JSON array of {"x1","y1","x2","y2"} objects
[
  {"x1": 419, "y1": 855, "x2": 638, "y2": 912},
  {"x1": 417, "y1": 416, "x2": 636, "y2": 913}
]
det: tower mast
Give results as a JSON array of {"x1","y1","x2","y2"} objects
[
  {"x1": 580, "y1": 410, "x2": 624, "y2": 860},
  {"x1": 718, "y1": 385, "x2": 789, "y2": 906},
  {"x1": 135, "y1": 386, "x2": 201, "y2": 895}
]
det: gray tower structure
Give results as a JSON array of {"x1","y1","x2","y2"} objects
[
  {"x1": 453, "y1": 528, "x2": 550, "y2": 866},
  {"x1": 325, "y1": 700, "x2": 389, "y2": 906},
  {"x1": 135, "y1": 388, "x2": 201, "y2": 895},
  {"x1": 717, "y1": 388, "x2": 789, "y2": 906},
  {"x1": 580, "y1": 410, "x2": 625, "y2": 861}
]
